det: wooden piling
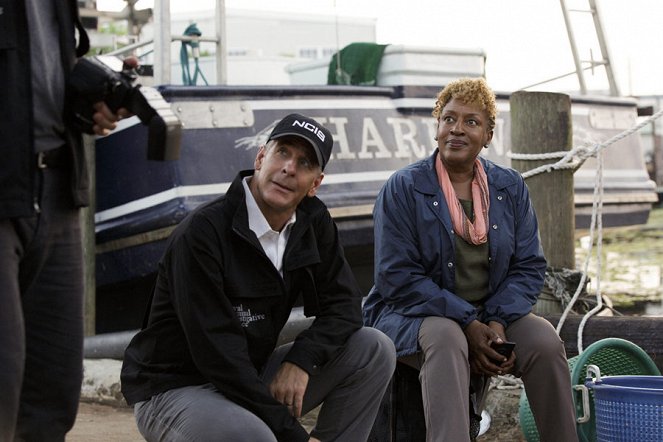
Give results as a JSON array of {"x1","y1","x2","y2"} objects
[
  {"x1": 510, "y1": 91, "x2": 575, "y2": 269},
  {"x1": 81, "y1": 135, "x2": 96, "y2": 336}
]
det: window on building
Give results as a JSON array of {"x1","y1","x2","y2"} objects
[
  {"x1": 298, "y1": 47, "x2": 338, "y2": 59},
  {"x1": 321, "y1": 47, "x2": 336, "y2": 58},
  {"x1": 228, "y1": 48, "x2": 248, "y2": 57},
  {"x1": 298, "y1": 48, "x2": 319, "y2": 59}
]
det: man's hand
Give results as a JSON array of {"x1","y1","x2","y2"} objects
[
  {"x1": 269, "y1": 362, "x2": 309, "y2": 418},
  {"x1": 91, "y1": 102, "x2": 131, "y2": 136},
  {"x1": 91, "y1": 56, "x2": 139, "y2": 136}
]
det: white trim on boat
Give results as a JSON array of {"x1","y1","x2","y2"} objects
[
  {"x1": 94, "y1": 170, "x2": 395, "y2": 225},
  {"x1": 248, "y1": 99, "x2": 396, "y2": 110},
  {"x1": 95, "y1": 183, "x2": 231, "y2": 224},
  {"x1": 321, "y1": 170, "x2": 394, "y2": 184}
]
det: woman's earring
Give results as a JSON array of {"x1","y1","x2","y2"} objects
[
  {"x1": 483, "y1": 144, "x2": 489, "y2": 149},
  {"x1": 434, "y1": 136, "x2": 438, "y2": 141}
]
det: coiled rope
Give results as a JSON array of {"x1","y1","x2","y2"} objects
[
  {"x1": 180, "y1": 23, "x2": 209, "y2": 86},
  {"x1": 509, "y1": 107, "x2": 663, "y2": 352}
]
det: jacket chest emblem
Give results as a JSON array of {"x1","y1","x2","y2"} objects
[{"x1": 232, "y1": 304, "x2": 266, "y2": 328}]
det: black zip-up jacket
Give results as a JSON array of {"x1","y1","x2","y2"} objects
[
  {"x1": 0, "y1": 0, "x2": 90, "y2": 218},
  {"x1": 121, "y1": 170, "x2": 363, "y2": 442}
]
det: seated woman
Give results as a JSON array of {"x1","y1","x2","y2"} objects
[{"x1": 363, "y1": 78, "x2": 578, "y2": 442}]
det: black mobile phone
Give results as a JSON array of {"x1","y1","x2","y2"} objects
[{"x1": 491, "y1": 341, "x2": 516, "y2": 362}]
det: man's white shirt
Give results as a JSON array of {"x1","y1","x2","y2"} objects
[{"x1": 243, "y1": 177, "x2": 296, "y2": 276}]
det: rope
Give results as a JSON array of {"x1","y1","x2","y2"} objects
[
  {"x1": 515, "y1": 108, "x2": 663, "y2": 351},
  {"x1": 509, "y1": 107, "x2": 663, "y2": 179},
  {"x1": 508, "y1": 151, "x2": 569, "y2": 160},
  {"x1": 555, "y1": 149, "x2": 605, "y2": 352},
  {"x1": 576, "y1": 149, "x2": 604, "y2": 353},
  {"x1": 180, "y1": 23, "x2": 209, "y2": 86},
  {"x1": 492, "y1": 374, "x2": 523, "y2": 389}
]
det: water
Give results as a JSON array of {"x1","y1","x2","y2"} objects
[
  {"x1": 620, "y1": 297, "x2": 663, "y2": 317},
  {"x1": 644, "y1": 299, "x2": 663, "y2": 315},
  {"x1": 575, "y1": 208, "x2": 663, "y2": 316}
]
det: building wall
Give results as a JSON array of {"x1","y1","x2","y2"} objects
[{"x1": 138, "y1": 8, "x2": 377, "y2": 85}]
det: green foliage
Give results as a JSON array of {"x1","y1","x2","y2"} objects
[
  {"x1": 90, "y1": 21, "x2": 130, "y2": 55},
  {"x1": 647, "y1": 205, "x2": 663, "y2": 226},
  {"x1": 98, "y1": 21, "x2": 128, "y2": 36}
]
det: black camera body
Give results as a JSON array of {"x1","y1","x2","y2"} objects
[{"x1": 68, "y1": 56, "x2": 182, "y2": 161}]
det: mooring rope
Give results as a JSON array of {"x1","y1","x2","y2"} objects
[
  {"x1": 556, "y1": 149, "x2": 604, "y2": 352},
  {"x1": 509, "y1": 108, "x2": 663, "y2": 352},
  {"x1": 509, "y1": 107, "x2": 663, "y2": 179}
]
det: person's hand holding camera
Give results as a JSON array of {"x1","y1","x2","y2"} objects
[{"x1": 90, "y1": 56, "x2": 139, "y2": 136}]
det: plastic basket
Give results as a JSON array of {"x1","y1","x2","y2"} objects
[
  {"x1": 519, "y1": 338, "x2": 661, "y2": 442},
  {"x1": 582, "y1": 365, "x2": 663, "y2": 441}
]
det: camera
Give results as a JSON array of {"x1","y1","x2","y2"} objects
[{"x1": 68, "y1": 55, "x2": 182, "y2": 161}]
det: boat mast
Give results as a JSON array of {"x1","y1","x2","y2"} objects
[
  {"x1": 559, "y1": 0, "x2": 620, "y2": 96},
  {"x1": 153, "y1": 0, "x2": 171, "y2": 85}
]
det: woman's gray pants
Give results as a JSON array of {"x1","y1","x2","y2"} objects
[{"x1": 401, "y1": 314, "x2": 578, "y2": 442}]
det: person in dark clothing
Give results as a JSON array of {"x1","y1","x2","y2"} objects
[
  {"x1": 0, "y1": 1, "x2": 128, "y2": 440},
  {"x1": 121, "y1": 113, "x2": 396, "y2": 442}
]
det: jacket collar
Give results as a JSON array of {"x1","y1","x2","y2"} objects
[
  {"x1": 228, "y1": 170, "x2": 326, "y2": 224},
  {"x1": 228, "y1": 170, "x2": 325, "y2": 267},
  {"x1": 414, "y1": 150, "x2": 519, "y2": 195}
]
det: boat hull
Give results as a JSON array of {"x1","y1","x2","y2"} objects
[{"x1": 94, "y1": 85, "x2": 656, "y2": 332}]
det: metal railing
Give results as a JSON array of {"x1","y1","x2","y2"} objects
[{"x1": 108, "y1": 0, "x2": 227, "y2": 85}]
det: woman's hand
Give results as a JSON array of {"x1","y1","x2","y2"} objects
[
  {"x1": 464, "y1": 320, "x2": 514, "y2": 376},
  {"x1": 487, "y1": 321, "x2": 516, "y2": 374}
]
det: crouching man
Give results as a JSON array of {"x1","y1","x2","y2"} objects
[{"x1": 121, "y1": 113, "x2": 396, "y2": 442}]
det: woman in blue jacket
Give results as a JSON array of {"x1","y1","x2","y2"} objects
[{"x1": 363, "y1": 78, "x2": 578, "y2": 442}]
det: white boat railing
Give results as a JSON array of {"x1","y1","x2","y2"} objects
[{"x1": 107, "y1": 0, "x2": 228, "y2": 85}]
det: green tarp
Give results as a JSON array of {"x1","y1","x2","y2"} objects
[{"x1": 327, "y1": 42, "x2": 389, "y2": 86}]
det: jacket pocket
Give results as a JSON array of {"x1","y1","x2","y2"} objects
[{"x1": 225, "y1": 280, "x2": 282, "y2": 332}]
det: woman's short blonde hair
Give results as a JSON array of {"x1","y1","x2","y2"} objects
[{"x1": 432, "y1": 77, "x2": 497, "y2": 130}]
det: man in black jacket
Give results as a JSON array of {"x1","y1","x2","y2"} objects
[
  {"x1": 121, "y1": 113, "x2": 396, "y2": 442},
  {"x1": 0, "y1": 1, "x2": 127, "y2": 440}
]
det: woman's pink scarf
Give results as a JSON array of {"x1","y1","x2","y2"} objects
[{"x1": 435, "y1": 155, "x2": 490, "y2": 245}]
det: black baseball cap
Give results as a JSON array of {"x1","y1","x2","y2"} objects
[{"x1": 267, "y1": 113, "x2": 333, "y2": 170}]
